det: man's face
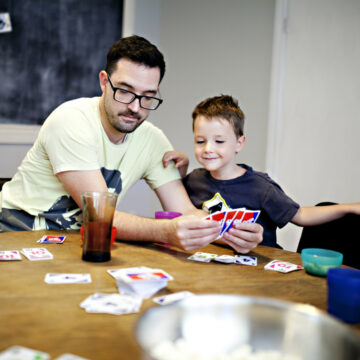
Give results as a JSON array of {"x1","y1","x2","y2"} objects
[{"x1": 102, "y1": 58, "x2": 161, "y2": 135}]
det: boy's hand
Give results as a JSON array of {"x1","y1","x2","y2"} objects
[
  {"x1": 163, "y1": 151, "x2": 189, "y2": 178},
  {"x1": 221, "y1": 222, "x2": 263, "y2": 253}
]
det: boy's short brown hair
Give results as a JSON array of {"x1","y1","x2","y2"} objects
[{"x1": 192, "y1": 95, "x2": 245, "y2": 137}]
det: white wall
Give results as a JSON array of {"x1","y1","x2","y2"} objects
[{"x1": 270, "y1": 0, "x2": 360, "y2": 250}]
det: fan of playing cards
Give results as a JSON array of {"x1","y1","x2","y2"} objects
[{"x1": 203, "y1": 208, "x2": 260, "y2": 238}]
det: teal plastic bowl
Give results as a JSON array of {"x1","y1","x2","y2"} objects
[{"x1": 301, "y1": 248, "x2": 343, "y2": 277}]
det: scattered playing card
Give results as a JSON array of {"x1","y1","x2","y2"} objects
[
  {"x1": 187, "y1": 252, "x2": 217, "y2": 263},
  {"x1": 0, "y1": 250, "x2": 22, "y2": 261},
  {"x1": 0, "y1": 345, "x2": 50, "y2": 359},
  {"x1": 21, "y1": 248, "x2": 53, "y2": 261},
  {"x1": 54, "y1": 353, "x2": 89, "y2": 360},
  {"x1": 214, "y1": 254, "x2": 236, "y2": 264},
  {"x1": 80, "y1": 293, "x2": 142, "y2": 315},
  {"x1": 153, "y1": 291, "x2": 195, "y2": 305},
  {"x1": 37, "y1": 235, "x2": 66, "y2": 244},
  {"x1": 187, "y1": 252, "x2": 258, "y2": 266},
  {"x1": 44, "y1": 273, "x2": 92, "y2": 284},
  {"x1": 264, "y1": 260, "x2": 303, "y2": 273},
  {"x1": 235, "y1": 255, "x2": 258, "y2": 266},
  {"x1": 108, "y1": 267, "x2": 173, "y2": 299}
]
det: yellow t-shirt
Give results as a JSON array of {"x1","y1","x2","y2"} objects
[{"x1": 0, "y1": 97, "x2": 180, "y2": 231}]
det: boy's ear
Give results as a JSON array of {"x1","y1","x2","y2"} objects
[{"x1": 235, "y1": 135, "x2": 246, "y2": 153}]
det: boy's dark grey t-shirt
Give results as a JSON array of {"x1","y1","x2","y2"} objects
[{"x1": 183, "y1": 164, "x2": 300, "y2": 248}]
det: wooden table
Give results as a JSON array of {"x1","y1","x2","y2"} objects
[{"x1": 0, "y1": 230, "x2": 359, "y2": 359}]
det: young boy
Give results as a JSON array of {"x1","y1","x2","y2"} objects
[{"x1": 163, "y1": 95, "x2": 360, "y2": 248}]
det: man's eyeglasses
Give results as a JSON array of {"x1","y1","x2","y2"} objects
[{"x1": 107, "y1": 73, "x2": 163, "y2": 110}]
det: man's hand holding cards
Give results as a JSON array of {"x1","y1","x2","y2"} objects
[{"x1": 203, "y1": 208, "x2": 260, "y2": 238}]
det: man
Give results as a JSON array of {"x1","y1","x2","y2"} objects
[{"x1": 0, "y1": 36, "x2": 262, "y2": 252}]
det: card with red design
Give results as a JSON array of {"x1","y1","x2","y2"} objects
[{"x1": 203, "y1": 208, "x2": 260, "y2": 238}]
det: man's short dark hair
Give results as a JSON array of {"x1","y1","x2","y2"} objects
[{"x1": 105, "y1": 35, "x2": 166, "y2": 83}]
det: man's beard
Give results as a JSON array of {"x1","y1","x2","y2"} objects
[{"x1": 107, "y1": 109, "x2": 145, "y2": 134}]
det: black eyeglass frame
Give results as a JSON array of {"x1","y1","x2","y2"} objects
[{"x1": 106, "y1": 73, "x2": 163, "y2": 110}]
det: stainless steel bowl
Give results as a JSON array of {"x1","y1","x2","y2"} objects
[{"x1": 136, "y1": 295, "x2": 360, "y2": 360}]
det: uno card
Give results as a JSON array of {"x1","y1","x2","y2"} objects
[
  {"x1": 108, "y1": 267, "x2": 173, "y2": 298},
  {"x1": 0, "y1": 345, "x2": 50, "y2": 359},
  {"x1": 235, "y1": 255, "x2": 258, "y2": 266},
  {"x1": 202, "y1": 214, "x2": 212, "y2": 221},
  {"x1": 54, "y1": 354, "x2": 89, "y2": 360},
  {"x1": 241, "y1": 210, "x2": 261, "y2": 223},
  {"x1": 0, "y1": 250, "x2": 22, "y2": 261},
  {"x1": 211, "y1": 211, "x2": 227, "y2": 239},
  {"x1": 227, "y1": 209, "x2": 245, "y2": 228},
  {"x1": 80, "y1": 293, "x2": 142, "y2": 315},
  {"x1": 44, "y1": 273, "x2": 92, "y2": 284},
  {"x1": 37, "y1": 235, "x2": 65, "y2": 244},
  {"x1": 21, "y1": 248, "x2": 54, "y2": 261},
  {"x1": 214, "y1": 254, "x2": 236, "y2": 263},
  {"x1": 0, "y1": 13, "x2": 12, "y2": 34},
  {"x1": 153, "y1": 291, "x2": 195, "y2": 305},
  {"x1": 211, "y1": 211, "x2": 226, "y2": 227},
  {"x1": 187, "y1": 252, "x2": 217, "y2": 263},
  {"x1": 220, "y1": 209, "x2": 239, "y2": 235},
  {"x1": 109, "y1": 267, "x2": 173, "y2": 283},
  {"x1": 125, "y1": 270, "x2": 172, "y2": 282},
  {"x1": 264, "y1": 260, "x2": 303, "y2": 273}
]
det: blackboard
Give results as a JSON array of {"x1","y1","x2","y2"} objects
[{"x1": 0, "y1": 0, "x2": 123, "y2": 125}]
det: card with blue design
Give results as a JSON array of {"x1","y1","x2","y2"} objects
[{"x1": 203, "y1": 208, "x2": 260, "y2": 237}]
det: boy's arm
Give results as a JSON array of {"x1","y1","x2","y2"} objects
[
  {"x1": 163, "y1": 151, "x2": 189, "y2": 178},
  {"x1": 291, "y1": 203, "x2": 360, "y2": 226}
]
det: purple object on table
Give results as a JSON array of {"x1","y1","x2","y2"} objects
[{"x1": 155, "y1": 211, "x2": 182, "y2": 219}]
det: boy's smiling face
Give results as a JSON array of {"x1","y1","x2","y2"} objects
[{"x1": 193, "y1": 115, "x2": 245, "y2": 179}]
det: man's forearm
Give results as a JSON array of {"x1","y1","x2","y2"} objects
[
  {"x1": 112, "y1": 209, "x2": 223, "y2": 251},
  {"x1": 113, "y1": 210, "x2": 173, "y2": 243}
]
